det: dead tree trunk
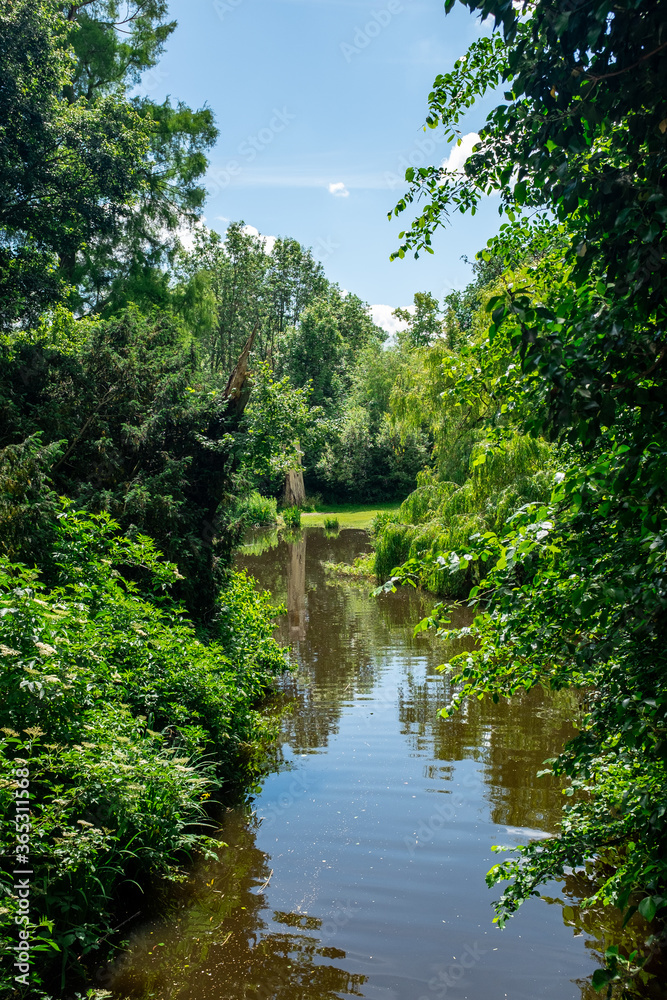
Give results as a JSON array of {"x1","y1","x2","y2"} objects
[{"x1": 283, "y1": 439, "x2": 305, "y2": 507}]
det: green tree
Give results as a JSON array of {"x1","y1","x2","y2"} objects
[
  {"x1": 388, "y1": 0, "x2": 667, "y2": 990},
  {"x1": 0, "y1": 0, "x2": 217, "y2": 323},
  {"x1": 393, "y1": 291, "x2": 442, "y2": 348},
  {"x1": 279, "y1": 288, "x2": 383, "y2": 412},
  {"x1": 175, "y1": 224, "x2": 329, "y2": 373},
  {"x1": 0, "y1": 308, "x2": 259, "y2": 619}
]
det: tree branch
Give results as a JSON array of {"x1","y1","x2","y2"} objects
[{"x1": 586, "y1": 41, "x2": 667, "y2": 83}]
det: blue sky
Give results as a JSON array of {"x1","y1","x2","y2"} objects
[{"x1": 143, "y1": 0, "x2": 503, "y2": 331}]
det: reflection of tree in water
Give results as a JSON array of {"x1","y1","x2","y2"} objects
[
  {"x1": 109, "y1": 809, "x2": 366, "y2": 1000},
  {"x1": 397, "y1": 631, "x2": 582, "y2": 832},
  {"x1": 240, "y1": 527, "x2": 581, "y2": 830},
  {"x1": 287, "y1": 531, "x2": 307, "y2": 642},
  {"x1": 541, "y1": 868, "x2": 666, "y2": 1000},
  {"x1": 238, "y1": 528, "x2": 444, "y2": 756}
]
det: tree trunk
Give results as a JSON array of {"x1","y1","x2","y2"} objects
[
  {"x1": 287, "y1": 534, "x2": 307, "y2": 642},
  {"x1": 283, "y1": 440, "x2": 305, "y2": 507}
]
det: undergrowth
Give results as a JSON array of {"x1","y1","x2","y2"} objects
[{"x1": 0, "y1": 504, "x2": 288, "y2": 999}]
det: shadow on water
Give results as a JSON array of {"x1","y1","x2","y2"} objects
[
  {"x1": 107, "y1": 527, "x2": 650, "y2": 1000},
  {"x1": 106, "y1": 808, "x2": 366, "y2": 999}
]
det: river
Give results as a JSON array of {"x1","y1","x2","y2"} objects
[{"x1": 110, "y1": 526, "x2": 604, "y2": 1000}]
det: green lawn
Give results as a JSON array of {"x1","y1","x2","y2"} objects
[{"x1": 301, "y1": 502, "x2": 401, "y2": 529}]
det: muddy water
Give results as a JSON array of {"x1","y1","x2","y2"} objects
[{"x1": 111, "y1": 527, "x2": 601, "y2": 1000}]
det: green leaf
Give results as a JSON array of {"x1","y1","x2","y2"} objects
[{"x1": 638, "y1": 896, "x2": 659, "y2": 922}]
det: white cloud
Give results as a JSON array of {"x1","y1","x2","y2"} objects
[
  {"x1": 174, "y1": 217, "x2": 207, "y2": 253},
  {"x1": 371, "y1": 303, "x2": 414, "y2": 341},
  {"x1": 328, "y1": 181, "x2": 349, "y2": 198},
  {"x1": 241, "y1": 224, "x2": 277, "y2": 255},
  {"x1": 441, "y1": 131, "x2": 481, "y2": 177}
]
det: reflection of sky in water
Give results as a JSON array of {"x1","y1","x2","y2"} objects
[{"x1": 110, "y1": 527, "x2": 602, "y2": 1000}]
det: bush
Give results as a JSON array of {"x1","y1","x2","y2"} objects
[
  {"x1": 323, "y1": 516, "x2": 339, "y2": 531},
  {"x1": 373, "y1": 435, "x2": 555, "y2": 598},
  {"x1": 235, "y1": 490, "x2": 278, "y2": 527},
  {"x1": 282, "y1": 506, "x2": 301, "y2": 529},
  {"x1": 0, "y1": 504, "x2": 288, "y2": 997}
]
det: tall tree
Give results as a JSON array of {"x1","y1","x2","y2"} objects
[
  {"x1": 0, "y1": 0, "x2": 217, "y2": 324},
  {"x1": 393, "y1": 291, "x2": 443, "y2": 348}
]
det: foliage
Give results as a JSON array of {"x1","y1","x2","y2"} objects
[
  {"x1": 393, "y1": 291, "x2": 443, "y2": 348},
  {"x1": 312, "y1": 334, "x2": 431, "y2": 502},
  {"x1": 374, "y1": 434, "x2": 554, "y2": 596},
  {"x1": 0, "y1": 505, "x2": 287, "y2": 997},
  {"x1": 240, "y1": 362, "x2": 319, "y2": 494},
  {"x1": 0, "y1": 307, "x2": 260, "y2": 619},
  {"x1": 176, "y1": 223, "x2": 329, "y2": 373},
  {"x1": 278, "y1": 287, "x2": 384, "y2": 414},
  {"x1": 282, "y1": 506, "x2": 301, "y2": 530},
  {"x1": 234, "y1": 490, "x2": 278, "y2": 528},
  {"x1": 323, "y1": 553, "x2": 375, "y2": 579},
  {"x1": 323, "y1": 517, "x2": 340, "y2": 531},
  {"x1": 0, "y1": 0, "x2": 217, "y2": 322},
  {"x1": 387, "y1": 0, "x2": 667, "y2": 990}
]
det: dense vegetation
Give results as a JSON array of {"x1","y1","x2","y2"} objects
[
  {"x1": 3, "y1": 0, "x2": 665, "y2": 996},
  {"x1": 371, "y1": 0, "x2": 667, "y2": 994},
  {"x1": 0, "y1": 3, "x2": 410, "y2": 997}
]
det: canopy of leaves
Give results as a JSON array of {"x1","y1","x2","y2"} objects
[
  {"x1": 0, "y1": 0, "x2": 217, "y2": 324},
  {"x1": 385, "y1": 0, "x2": 667, "y2": 991}
]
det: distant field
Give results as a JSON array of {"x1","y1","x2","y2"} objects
[{"x1": 301, "y1": 502, "x2": 401, "y2": 529}]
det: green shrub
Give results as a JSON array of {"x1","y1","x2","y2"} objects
[
  {"x1": 282, "y1": 506, "x2": 301, "y2": 529},
  {"x1": 373, "y1": 435, "x2": 556, "y2": 599},
  {"x1": 323, "y1": 516, "x2": 339, "y2": 531},
  {"x1": 236, "y1": 490, "x2": 278, "y2": 527},
  {"x1": 0, "y1": 504, "x2": 288, "y2": 997}
]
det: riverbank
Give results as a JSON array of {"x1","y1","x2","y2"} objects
[
  {"x1": 0, "y1": 509, "x2": 289, "y2": 999},
  {"x1": 300, "y1": 502, "x2": 401, "y2": 530}
]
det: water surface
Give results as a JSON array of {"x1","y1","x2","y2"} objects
[{"x1": 111, "y1": 527, "x2": 600, "y2": 1000}]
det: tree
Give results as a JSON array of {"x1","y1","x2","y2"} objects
[
  {"x1": 388, "y1": 0, "x2": 667, "y2": 990},
  {"x1": 279, "y1": 288, "x2": 384, "y2": 413},
  {"x1": 61, "y1": 1, "x2": 176, "y2": 103},
  {"x1": 0, "y1": 0, "x2": 217, "y2": 324},
  {"x1": 0, "y1": 308, "x2": 261, "y2": 619},
  {"x1": 393, "y1": 291, "x2": 442, "y2": 348}
]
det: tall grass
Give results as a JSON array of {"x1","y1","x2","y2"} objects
[{"x1": 235, "y1": 490, "x2": 278, "y2": 527}]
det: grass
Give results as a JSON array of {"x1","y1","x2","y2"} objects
[
  {"x1": 301, "y1": 502, "x2": 401, "y2": 530},
  {"x1": 323, "y1": 552, "x2": 376, "y2": 579}
]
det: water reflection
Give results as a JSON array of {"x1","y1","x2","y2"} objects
[
  {"x1": 112, "y1": 527, "x2": 608, "y2": 1000},
  {"x1": 109, "y1": 809, "x2": 366, "y2": 1000}
]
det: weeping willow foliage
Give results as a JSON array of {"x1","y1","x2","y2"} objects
[{"x1": 374, "y1": 434, "x2": 555, "y2": 596}]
